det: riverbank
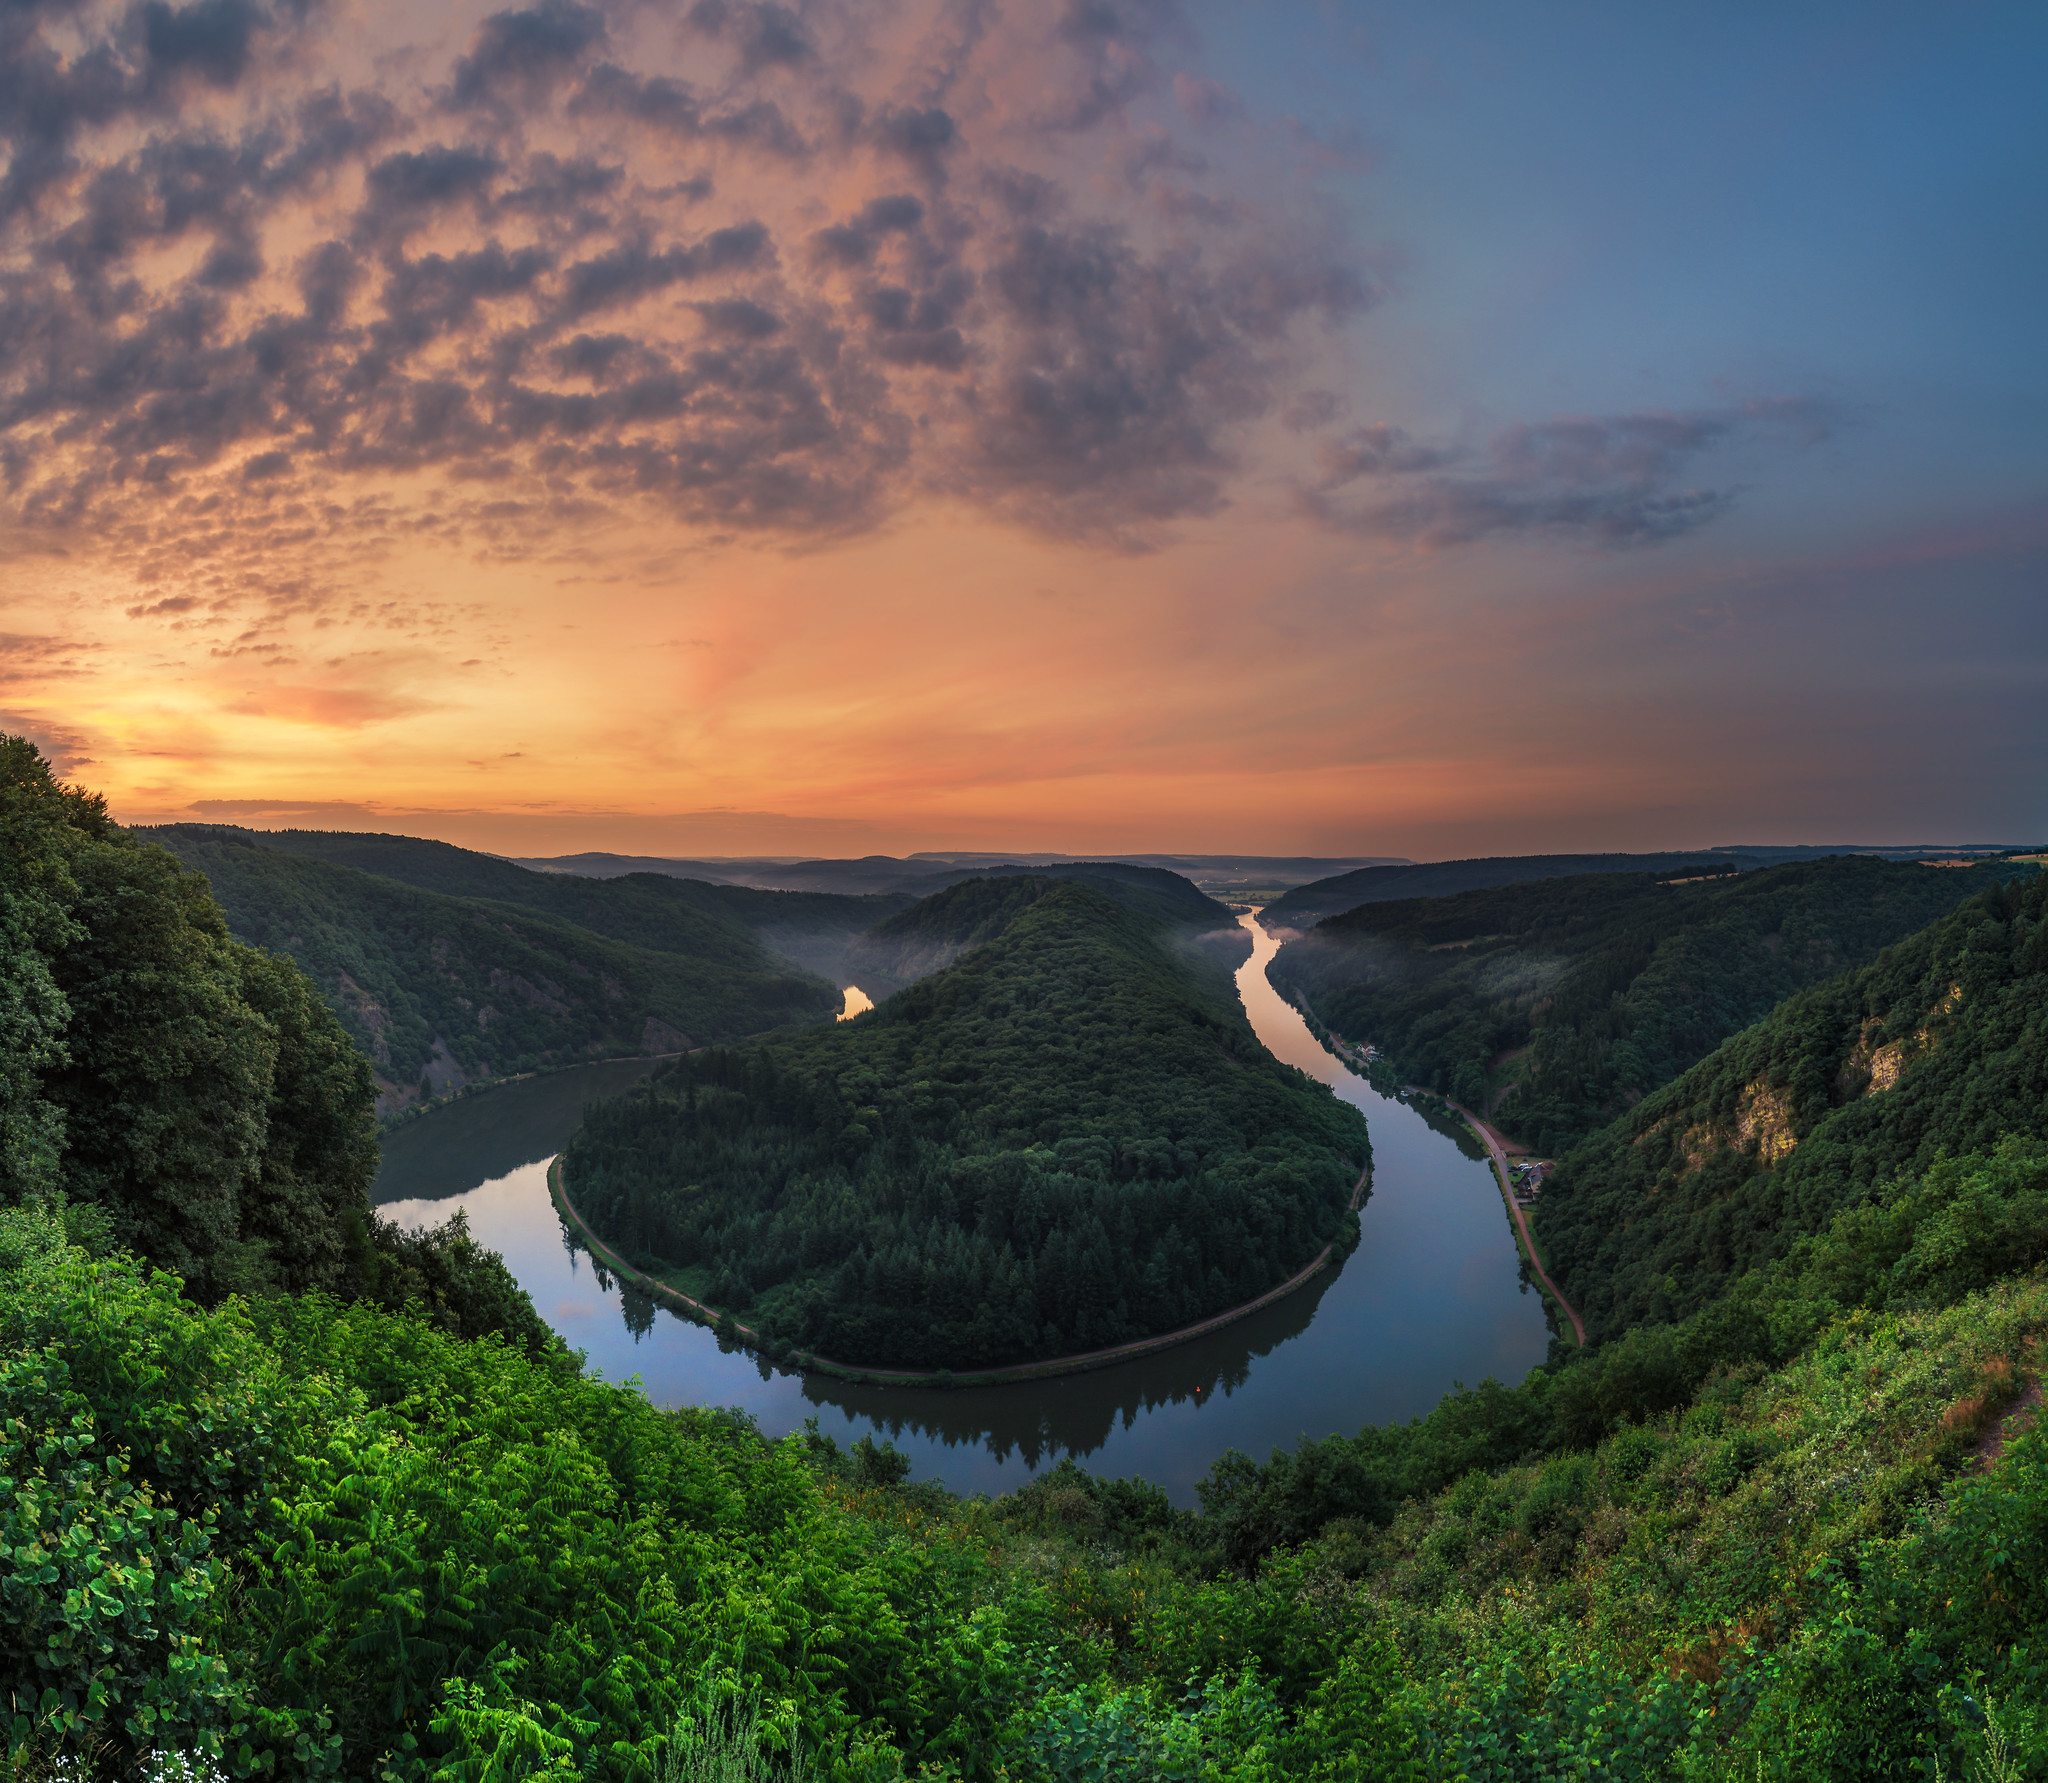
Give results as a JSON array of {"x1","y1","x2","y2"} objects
[
  {"x1": 1441, "y1": 1098, "x2": 1586, "y2": 1347},
  {"x1": 548, "y1": 1154, "x2": 1370, "y2": 1388}
]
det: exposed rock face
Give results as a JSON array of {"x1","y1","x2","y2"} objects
[
  {"x1": 333, "y1": 972, "x2": 392, "y2": 1065},
  {"x1": 1735, "y1": 1082, "x2": 1798, "y2": 1165},
  {"x1": 1836, "y1": 981, "x2": 1964, "y2": 1098},
  {"x1": 488, "y1": 967, "x2": 571, "y2": 1015},
  {"x1": 641, "y1": 1017, "x2": 690, "y2": 1054}
]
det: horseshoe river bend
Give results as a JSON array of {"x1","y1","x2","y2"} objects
[{"x1": 373, "y1": 912, "x2": 1551, "y2": 1504}]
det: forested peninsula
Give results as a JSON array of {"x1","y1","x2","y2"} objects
[
  {"x1": 563, "y1": 876, "x2": 1370, "y2": 1369},
  {"x1": 1270, "y1": 854, "x2": 2023, "y2": 1155}
]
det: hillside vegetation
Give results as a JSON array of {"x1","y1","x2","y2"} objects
[
  {"x1": 1271, "y1": 855, "x2": 2020, "y2": 1154},
  {"x1": 0, "y1": 737, "x2": 546, "y2": 1327},
  {"x1": 1264, "y1": 851, "x2": 1749, "y2": 927},
  {"x1": 187, "y1": 824, "x2": 912, "y2": 952},
  {"x1": 6, "y1": 741, "x2": 2048, "y2": 1780},
  {"x1": 150, "y1": 828, "x2": 845, "y2": 1111},
  {"x1": 564, "y1": 878, "x2": 1367, "y2": 1369},
  {"x1": 1544, "y1": 864, "x2": 2048, "y2": 1338}
]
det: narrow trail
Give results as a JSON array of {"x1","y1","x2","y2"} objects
[
  {"x1": 549, "y1": 1155, "x2": 1372, "y2": 1389},
  {"x1": 1974, "y1": 1370, "x2": 2042, "y2": 1470},
  {"x1": 1444, "y1": 1100, "x2": 1587, "y2": 1348}
]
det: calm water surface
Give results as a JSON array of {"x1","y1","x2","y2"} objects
[{"x1": 374, "y1": 914, "x2": 1549, "y2": 1502}]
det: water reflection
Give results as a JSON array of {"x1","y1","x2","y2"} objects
[
  {"x1": 838, "y1": 985, "x2": 875, "y2": 1021},
  {"x1": 372, "y1": 916, "x2": 1549, "y2": 1502},
  {"x1": 372, "y1": 1057, "x2": 660, "y2": 1203}
]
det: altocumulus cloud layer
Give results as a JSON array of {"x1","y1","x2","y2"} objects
[
  {"x1": 0, "y1": 0, "x2": 1376, "y2": 577},
  {"x1": 0, "y1": 0, "x2": 1835, "y2": 596}
]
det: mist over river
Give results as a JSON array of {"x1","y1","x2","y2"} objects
[{"x1": 374, "y1": 913, "x2": 1549, "y2": 1503}]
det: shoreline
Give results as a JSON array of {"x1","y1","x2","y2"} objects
[
  {"x1": 1440, "y1": 1098, "x2": 1587, "y2": 1347},
  {"x1": 547, "y1": 1153, "x2": 1370, "y2": 1389}
]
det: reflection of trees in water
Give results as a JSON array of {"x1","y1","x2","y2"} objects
[
  {"x1": 621, "y1": 1284, "x2": 656, "y2": 1340},
  {"x1": 370, "y1": 1059, "x2": 658, "y2": 1204},
  {"x1": 1404, "y1": 1093, "x2": 1490, "y2": 1162},
  {"x1": 792, "y1": 1265, "x2": 1342, "y2": 1468}
]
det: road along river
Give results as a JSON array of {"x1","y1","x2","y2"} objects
[{"x1": 374, "y1": 912, "x2": 1550, "y2": 1504}]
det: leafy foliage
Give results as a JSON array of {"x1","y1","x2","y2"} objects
[
  {"x1": 0, "y1": 1206, "x2": 1035, "y2": 1780},
  {"x1": 0, "y1": 738, "x2": 556, "y2": 1342},
  {"x1": 1271, "y1": 855, "x2": 2022, "y2": 1154},
  {"x1": 1, "y1": 739, "x2": 379, "y2": 1299},
  {"x1": 566, "y1": 880, "x2": 1367, "y2": 1368}
]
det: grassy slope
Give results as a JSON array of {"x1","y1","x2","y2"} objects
[
  {"x1": 152, "y1": 828, "x2": 839, "y2": 1101},
  {"x1": 1542, "y1": 867, "x2": 2048, "y2": 1341},
  {"x1": 1270, "y1": 856, "x2": 2020, "y2": 1155},
  {"x1": 565, "y1": 878, "x2": 1365, "y2": 1369}
]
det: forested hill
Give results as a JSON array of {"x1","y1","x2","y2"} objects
[
  {"x1": 154, "y1": 823, "x2": 913, "y2": 955},
  {"x1": 839, "y1": 867, "x2": 1238, "y2": 994},
  {"x1": 0, "y1": 736, "x2": 548, "y2": 1328},
  {"x1": 893, "y1": 861, "x2": 1237, "y2": 924},
  {"x1": 1544, "y1": 867, "x2": 2048, "y2": 1340},
  {"x1": 1263, "y1": 850, "x2": 1743, "y2": 926},
  {"x1": 564, "y1": 879, "x2": 1367, "y2": 1369},
  {"x1": 151, "y1": 827, "x2": 840, "y2": 1112},
  {"x1": 1271, "y1": 855, "x2": 2022, "y2": 1155}
]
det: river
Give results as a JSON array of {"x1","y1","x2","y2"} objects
[{"x1": 373, "y1": 912, "x2": 1550, "y2": 1503}]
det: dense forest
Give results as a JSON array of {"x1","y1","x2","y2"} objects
[
  {"x1": 1270, "y1": 855, "x2": 2023, "y2": 1154},
  {"x1": 1264, "y1": 849, "x2": 1755, "y2": 927},
  {"x1": 1541, "y1": 865, "x2": 2048, "y2": 1339},
  {"x1": 149, "y1": 828, "x2": 855, "y2": 1111},
  {"x1": 564, "y1": 877, "x2": 1369, "y2": 1369},
  {"x1": 9, "y1": 741, "x2": 2048, "y2": 1780},
  {"x1": 177, "y1": 824, "x2": 915, "y2": 951},
  {"x1": 0, "y1": 737, "x2": 548, "y2": 1325}
]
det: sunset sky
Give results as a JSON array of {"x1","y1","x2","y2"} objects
[{"x1": 3, "y1": 0, "x2": 2043, "y2": 858}]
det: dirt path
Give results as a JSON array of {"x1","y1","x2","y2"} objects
[
  {"x1": 1974, "y1": 1371, "x2": 2042, "y2": 1470},
  {"x1": 1443, "y1": 1100, "x2": 1587, "y2": 1347},
  {"x1": 549, "y1": 1155, "x2": 1372, "y2": 1388}
]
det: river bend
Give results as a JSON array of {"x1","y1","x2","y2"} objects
[{"x1": 374, "y1": 913, "x2": 1548, "y2": 1503}]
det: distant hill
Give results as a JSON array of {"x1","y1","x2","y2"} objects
[
  {"x1": 1269, "y1": 855, "x2": 2029, "y2": 1156},
  {"x1": 186, "y1": 826, "x2": 913, "y2": 950},
  {"x1": 515, "y1": 849, "x2": 1404, "y2": 900},
  {"x1": 1265, "y1": 852, "x2": 1758, "y2": 927},
  {"x1": 147, "y1": 829, "x2": 843, "y2": 1114},
  {"x1": 839, "y1": 869, "x2": 1239, "y2": 993},
  {"x1": 1544, "y1": 867, "x2": 2048, "y2": 1340},
  {"x1": 142, "y1": 827, "x2": 1239, "y2": 1111},
  {"x1": 564, "y1": 878, "x2": 1366, "y2": 1370},
  {"x1": 1263, "y1": 844, "x2": 2034, "y2": 928}
]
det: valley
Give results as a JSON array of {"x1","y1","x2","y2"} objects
[{"x1": 5, "y1": 736, "x2": 2046, "y2": 1781}]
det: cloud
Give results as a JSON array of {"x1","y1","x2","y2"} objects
[
  {"x1": 0, "y1": 634, "x2": 106, "y2": 692},
  {"x1": 1301, "y1": 399, "x2": 1841, "y2": 547},
  {"x1": 0, "y1": 713, "x2": 98, "y2": 774},
  {"x1": 141, "y1": 796, "x2": 897, "y2": 857},
  {"x1": 0, "y1": 0, "x2": 1379, "y2": 572},
  {"x1": 449, "y1": 0, "x2": 607, "y2": 111}
]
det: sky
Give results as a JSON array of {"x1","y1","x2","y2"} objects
[{"x1": 2, "y1": 0, "x2": 2043, "y2": 859}]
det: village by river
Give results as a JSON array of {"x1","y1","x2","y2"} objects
[{"x1": 373, "y1": 913, "x2": 1551, "y2": 1504}]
